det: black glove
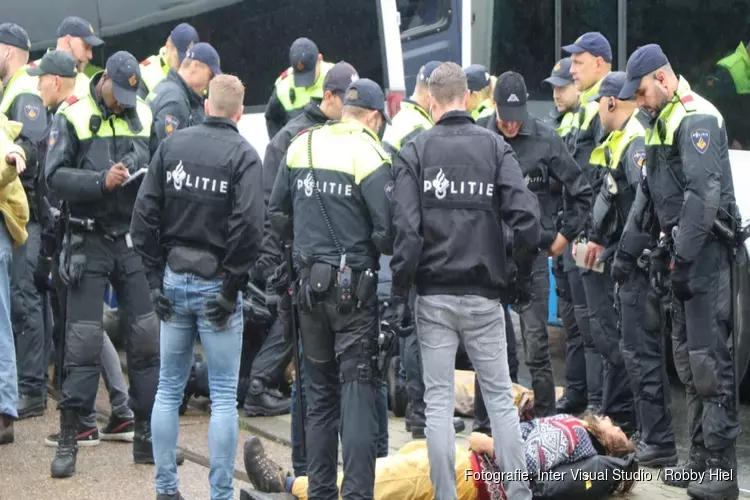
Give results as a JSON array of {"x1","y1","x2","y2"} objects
[
  {"x1": 248, "y1": 265, "x2": 266, "y2": 288},
  {"x1": 205, "y1": 293, "x2": 236, "y2": 328},
  {"x1": 297, "y1": 267, "x2": 315, "y2": 313},
  {"x1": 670, "y1": 257, "x2": 693, "y2": 302},
  {"x1": 34, "y1": 256, "x2": 52, "y2": 292},
  {"x1": 611, "y1": 251, "x2": 636, "y2": 285},
  {"x1": 386, "y1": 297, "x2": 413, "y2": 337},
  {"x1": 150, "y1": 288, "x2": 174, "y2": 322},
  {"x1": 512, "y1": 278, "x2": 533, "y2": 313},
  {"x1": 268, "y1": 263, "x2": 289, "y2": 296}
]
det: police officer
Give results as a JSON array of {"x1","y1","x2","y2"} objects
[
  {"x1": 265, "y1": 37, "x2": 334, "y2": 139},
  {"x1": 50, "y1": 16, "x2": 105, "y2": 96},
  {"x1": 268, "y1": 78, "x2": 393, "y2": 499},
  {"x1": 0, "y1": 23, "x2": 51, "y2": 420},
  {"x1": 616, "y1": 44, "x2": 739, "y2": 498},
  {"x1": 45, "y1": 51, "x2": 160, "y2": 478},
  {"x1": 390, "y1": 62, "x2": 539, "y2": 500},
  {"x1": 131, "y1": 73, "x2": 263, "y2": 500},
  {"x1": 465, "y1": 64, "x2": 494, "y2": 120},
  {"x1": 479, "y1": 71, "x2": 592, "y2": 417},
  {"x1": 147, "y1": 42, "x2": 221, "y2": 153},
  {"x1": 381, "y1": 60, "x2": 466, "y2": 438},
  {"x1": 138, "y1": 23, "x2": 200, "y2": 99},
  {"x1": 249, "y1": 62, "x2": 359, "y2": 426},
  {"x1": 588, "y1": 71, "x2": 677, "y2": 468}
]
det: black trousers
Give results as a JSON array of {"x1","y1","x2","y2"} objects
[
  {"x1": 249, "y1": 317, "x2": 293, "y2": 386},
  {"x1": 58, "y1": 233, "x2": 159, "y2": 420}
]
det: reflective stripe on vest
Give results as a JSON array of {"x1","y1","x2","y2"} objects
[
  {"x1": 556, "y1": 110, "x2": 577, "y2": 138},
  {"x1": 382, "y1": 101, "x2": 432, "y2": 152},
  {"x1": 0, "y1": 66, "x2": 40, "y2": 116},
  {"x1": 60, "y1": 94, "x2": 152, "y2": 141},
  {"x1": 645, "y1": 77, "x2": 723, "y2": 147},
  {"x1": 571, "y1": 77, "x2": 604, "y2": 133},
  {"x1": 716, "y1": 43, "x2": 750, "y2": 95},
  {"x1": 275, "y1": 61, "x2": 335, "y2": 112},
  {"x1": 472, "y1": 98, "x2": 494, "y2": 120},
  {"x1": 140, "y1": 53, "x2": 168, "y2": 95},
  {"x1": 590, "y1": 109, "x2": 646, "y2": 170},
  {"x1": 286, "y1": 119, "x2": 389, "y2": 185}
]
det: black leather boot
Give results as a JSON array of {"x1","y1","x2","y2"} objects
[
  {"x1": 408, "y1": 401, "x2": 465, "y2": 439},
  {"x1": 156, "y1": 493, "x2": 185, "y2": 500},
  {"x1": 51, "y1": 410, "x2": 78, "y2": 478},
  {"x1": 17, "y1": 393, "x2": 45, "y2": 420},
  {"x1": 243, "y1": 436, "x2": 286, "y2": 493},
  {"x1": 636, "y1": 444, "x2": 679, "y2": 468},
  {"x1": 243, "y1": 379, "x2": 291, "y2": 417},
  {"x1": 686, "y1": 447, "x2": 739, "y2": 500},
  {"x1": 0, "y1": 414, "x2": 14, "y2": 445},
  {"x1": 133, "y1": 418, "x2": 186, "y2": 466},
  {"x1": 555, "y1": 395, "x2": 587, "y2": 415},
  {"x1": 662, "y1": 445, "x2": 710, "y2": 488}
]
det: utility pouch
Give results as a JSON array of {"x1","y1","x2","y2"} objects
[
  {"x1": 65, "y1": 233, "x2": 87, "y2": 288},
  {"x1": 644, "y1": 288, "x2": 662, "y2": 332},
  {"x1": 167, "y1": 246, "x2": 219, "y2": 279},
  {"x1": 309, "y1": 262, "x2": 333, "y2": 293},
  {"x1": 336, "y1": 267, "x2": 354, "y2": 314},
  {"x1": 355, "y1": 269, "x2": 377, "y2": 307}
]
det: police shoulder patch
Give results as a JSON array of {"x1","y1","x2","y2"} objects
[
  {"x1": 164, "y1": 114, "x2": 179, "y2": 135},
  {"x1": 24, "y1": 104, "x2": 40, "y2": 120},
  {"x1": 384, "y1": 180, "x2": 395, "y2": 200},
  {"x1": 690, "y1": 129, "x2": 710, "y2": 154},
  {"x1": 632, "y1": 149, "x2": 646, "y2": 168},
  {"x1": 48, "y1": 127, "x2": 59, "y2": 148}
]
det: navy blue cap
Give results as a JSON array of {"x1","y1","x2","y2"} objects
[
  {"x1": 27, "y1": 50, "x2": 77, "y2": 78},
  {"x1": 289, "y1": 37, "x2": 319, "y2": 88},
  {"x1": 619, "y1": 44, "x2": 669, "y2": 100},
  {"x1": 344, "y1": 78, "x2": 391, "y2": 124},
  {"x1": 588, "y1": 72, "x2": 628, "y2": 101},
  {"x1": 418, "y1": 60, "x2": 442, "y2": 84},
  {"x1": 0, "y1": 23, "x2": 31, "y2": 51},
  {"x1": 543, "y1": 57, "x2": 574, "y2": 87},
  {"x1": 465, "y1": 64, "x2": 491, "y2": 92},
  {"x1": 170, "y1": 23, "x2": 199, "y2": 63},
  {"x1": 563, "y1": 32, "x2": 612, "y2": 63},
  {"x1": 185, "y1": 43, "x2": 221, "y2": 76},
  {"x1": 105, "y1": 51, "x2": 141, "y2": 108},
  {"x1": 494, "y1": 71, "x2": 528, "y2": 122},
  {"x1": 57, "y1": 17, "x2": 103, "y2": 47},
  {"x1": 323, "y1": 61, "x2": 359, "y2": 95}
]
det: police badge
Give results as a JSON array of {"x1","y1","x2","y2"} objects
[
  {"x1": 632, "y1": 149, "x2": 646, "y2": 169},
  {"x1": 48, "y1": 127, "x2": 59, "y2": 148},
  {"x1": 164, "y1": 115, "x2": 179, "y2": 135},
  {"x1": 24, "y1": 104, "x2": 39, "y2": 120},
  {"x1": 691, "y1": 129, "x2": 710, "y2": 154}
]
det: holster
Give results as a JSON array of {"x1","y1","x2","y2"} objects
[
  {"x1": 60, "y1": 230, "x2": 86, "y2": 288},
  {"x1": 644, "y1": 287, "x2": 662, "y2": 332},
  {"x1": 167, "y1": 246, "x2": 220, "y2": 279}
]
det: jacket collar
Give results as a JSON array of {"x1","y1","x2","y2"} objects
[
  {"x1": 303, "y1": 102, "x2": 329, "y2": 123},
  {"x1": 166, "y1": 68, "x2": 204, "y2": 107},
  {"x1": 435, "y1": 109, "x2": 474, "y2": 125},
  {"x1": 203, "y1": 116, "x2": 239, "y2": 132}
]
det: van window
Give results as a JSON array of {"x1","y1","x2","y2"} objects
[
  {"x1": 561, "y1": 1, "x2": 618, "y2": 68},
  {"x1": 398, "y1": 0, "x2": 451, "y2": 39}
]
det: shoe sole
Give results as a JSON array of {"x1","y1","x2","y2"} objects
[
  {"x1": 50, "y1": 469, "x2": 75, "y2": 479},
  {"x1": 638, "y1": 453, "x2": 679, "y2": 468},
  {"x1": 17, "y1": 406, "x2": 45, "y2": 420},
  {"x1": 243, "y1": 405, "x2": 290, "y2": 417},
  {"x1": 44, "y1": 438, "x2": 99, "y2": 448},
  {"x1": 687, "y1": 485, "x2": 739, "y2": 500},
  {"x1": 100, "y1": 432, "x2": 134, "y2": 442}
]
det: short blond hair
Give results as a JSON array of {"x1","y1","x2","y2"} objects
[{"x1": 208, "y1": 74, "x2": 245, "y2": 118}]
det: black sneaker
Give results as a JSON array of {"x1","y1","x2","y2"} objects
[
  {"x1": 100, "y1": 416, "x2": 135, "y2": 442},
  {"x1": 45, "y1": 426, "x2": 100, "y2": 447}
]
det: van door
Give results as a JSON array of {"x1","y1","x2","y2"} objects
[{"x1": 399, "y1": 0, "x2": 463, "y2": 94}]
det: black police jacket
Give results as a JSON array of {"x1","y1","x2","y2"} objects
[
  {"x1": 130, "y1": 116, "x2": 264, "y2": 295},
  {"x1": 480, "y1": 112, "x2": 592, "y2": 249},
  {"x1": 36, "y1": 100, "x2": 68, "y2": 258},
  {"x1": 390, "y1": 110, "x2": 541, "y2": 302},
  {"x1": 147, "y1": 68, "x2": 205, "y2": 155},
  {"x1": 256, "y1": 102, "x2": 329, "y2": 279},
  {"x1": 45, "y1": 74, "x2": 152, "y2": 237}
]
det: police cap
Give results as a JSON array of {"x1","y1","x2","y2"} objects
[
  {"x1": 27, "y1": 50, "x2": 78, "y2": 78},
  {"x1": 465, "y1": 64, "x2": 491, "y2": 92},
  {"x1": 170, "y1": 23, "x2": 200, "y2": 63},
  {"x1": 57, "y1": 16, "x2": 104, "y2": 47},
  {"x1": 619, "y1": 44, "x2": 670, "y2": 100},
  {"x1": 289, "y1": 37, "x2": 319, "y2": 88},
  {"x1": 185, "y1": 43, "x2": 222, "y2": 76},
  {"x1": 588, "y1": 71, "x2": 630, "y2": 102},
  {"x1": 563, "y1": 32, "x2": 612, "y2": 63},
  {"x1": 323, "y1": 61, "x2": 359, "y2": 95},
  {"x1": 106, "y1": 51, "x2": 141, "y2": 108},
  {"x1": 418, "y1": 60, "x2": 442, "y2": 84},
  {"x1": 345, "y1": 78, "x2": 391, "y2": 124},
  {"x1": 543, "y1": 57, "x2": 574, "y2": 88},
  {"x1": 0, "y1": 23, "x2": 31, "y2": 51}
]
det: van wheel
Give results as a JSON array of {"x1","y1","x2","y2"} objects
[{"x1": 388, "y1": 356, "x2": 408, "y2": 417}]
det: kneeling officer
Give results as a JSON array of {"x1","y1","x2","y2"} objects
[
  {"x1": 268, "y1": 78, "x2": 394, "y2": 499},
  {"x1": 45, "y1": 51, "x2": 160, "y2": 479}
]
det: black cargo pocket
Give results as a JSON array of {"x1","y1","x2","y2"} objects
[{"x1": 689, "y1": 348, "x2": 719, "y2": 397}]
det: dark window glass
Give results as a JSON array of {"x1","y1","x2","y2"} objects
[
  {"x1": 489, "y1": 0, "x2": 556, "y2": 101},
  {"x1": 398, "y1": 0, "x2": 451, "y2": 37},
  {"x1": 561, "y1": 0, "x2": 618, "y2": 68},
  {"x1": 627, "y1": 0, "x2": 750, "y2": 149}
]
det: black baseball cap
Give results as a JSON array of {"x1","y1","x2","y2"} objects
[
  {"x1": 57, "y1": 16, "x2": 104, "y2": 47},
  {"x1": 105, "y1": 51, "x2": 141, "y2": 108},
  {"x1": 562, "y1": 32, "x2": 612, "y2": 63},
  {"x1": 169, "y1": 23, "x2": 199, "y2": 63},
  {"x1": 618, "y1": 44, "x2": 670, "y2": 100},
  {"x1": 494, "y1": 71, "x2": 528, "y2": 122},
  {"x1": 323, "y1": 61, "x2": 359, "y2": 95},
  {"x1": 289, "y1": 37, "x2": 319, "y2": 88},
  {"x1": 344, "y1": 78, "x2": 391, "y2": 124},
  {"x1": 185, "y1": 43, "x2": 221, "y2": 76},
  {"x1": 27, "y1": 50, "x2": 77, "y2": 78},
  {"x1": 465, "y1": 64, "x2": 491, "y2": 92},
  {"x1": 418, "y1": 60, "x2": 442, "y2": 84},
  {"x1": 0, "y1": 23, "x2": 31, "y2": 51},
  {"x1": 588, "y1": 71, "x2": 629, "y2": 102},
  {"x1": 543, "y1": 57, "x2": 574, "y2": 87}
]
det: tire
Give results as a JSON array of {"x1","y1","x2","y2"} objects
[{"x1": 387, "y1": 355, "x2": 408, "y2": 417}]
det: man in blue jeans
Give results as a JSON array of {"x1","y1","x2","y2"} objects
[{"x1": 131, "y1": 74, "x2": 264, "y2": 500}]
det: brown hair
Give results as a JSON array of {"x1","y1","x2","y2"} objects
[
  {"x1": 428, "y1": 62, "x2": 468, "y2": 105},
  {"x1": 583, "y1": 412, "x2": 637, "y2": 494},
  {"x1": 208, "y1": 74, "x2": 244, "y2": 118}
]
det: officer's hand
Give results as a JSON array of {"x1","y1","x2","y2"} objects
[
  {"x1": 34, "y1": 256, "x2": 52, "y2": 292},
  {"x1": 512, "y1": 279, "x2": 533, "y2": 313},
  {"x1": 150, "y1": 288, "x2": 174, "y2": 322},
  {"x1": 670, "y1": 257, "x2": 693, "y2": 302},
  {"x1": 205, "y1": 293, "x2": 236, "y2": 329},
  {"x1": 105, "y1": 163, "x2": 129, "y2": 191},
  {"x1": 6, "y1": 152, "x2": 25, "y2": 175},
  {"x1": 584, "y1": 241, "x2": 604, "y2": 269},
  {"x1": 386, "y1": 298, "x2": 413, "y2": 337},
  {"x1": 611, "y1": 252, "x2": 635, "y2": 285},
  {"x1": 548, "y1": 233, "x2": 569, "y2": 257}
]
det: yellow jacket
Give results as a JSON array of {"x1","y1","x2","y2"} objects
[{"x1": 0, "y1": 114, "x2": 29, "y2": 247}]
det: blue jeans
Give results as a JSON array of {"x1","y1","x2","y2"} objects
[
  {"x1": 151, "y1": 267, "x2": 243, "y2": 500},
  {"x1": 0, "y1": 221, "x2": 16, "y2": 418}
]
